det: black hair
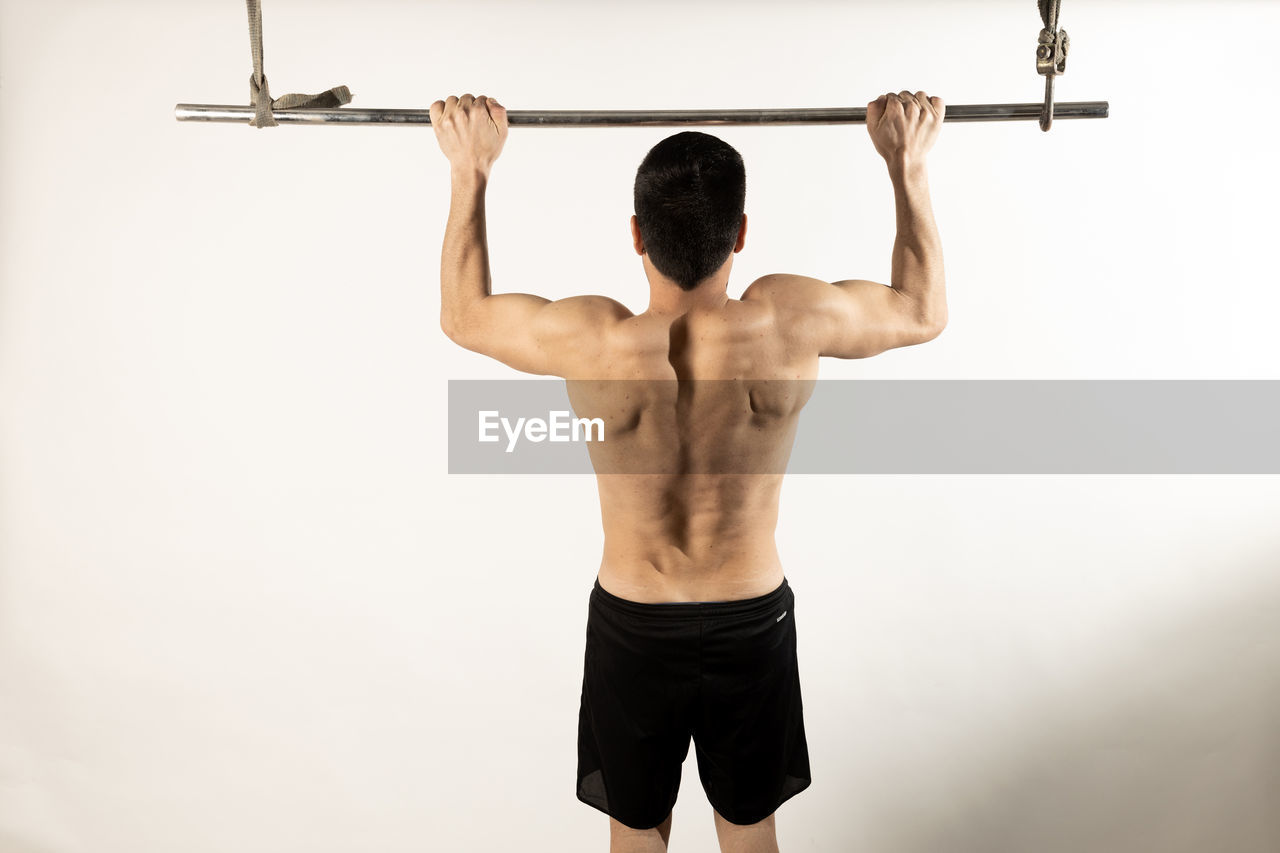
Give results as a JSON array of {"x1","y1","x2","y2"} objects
[{"x1": 633, "y1": 131, "x2": 746, "y2": 291}]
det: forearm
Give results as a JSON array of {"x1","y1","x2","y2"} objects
[
  {"x1": 439, "y1": 168, "x2": 492, "y2": 339},
  {"x1": 888, "y1": 160, "x2": 947, "y2": 330}
]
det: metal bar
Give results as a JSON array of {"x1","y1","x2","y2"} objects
[{"x1": 174, "y1": 101, "x2": 1108, "y2": 127}]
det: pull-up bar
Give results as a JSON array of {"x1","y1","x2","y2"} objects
[{"x1": 173, "y1": 101, "x2": 1109, "y2": 128}]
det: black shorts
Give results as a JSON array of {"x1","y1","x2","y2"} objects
[{"x1": 576, "y1": 576, "x2": 811, "y2": 830}]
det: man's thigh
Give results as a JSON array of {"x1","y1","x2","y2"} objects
[
  {"x1": 576, "y1": 582, "x2": 700, "y2": 830},
  {"x1": 693, "y1": 580, "x2": 811, "y2": 826}
]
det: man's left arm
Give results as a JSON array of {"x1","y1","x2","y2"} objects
[{"x1": 432, "y1": 94, "x2": 627, "y2": 376}]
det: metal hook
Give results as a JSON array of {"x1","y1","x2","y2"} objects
[{"x1": 1037, "y1": 25, "x2": 1070, "y2": 131}]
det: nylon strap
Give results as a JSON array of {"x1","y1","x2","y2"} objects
[
  {"x1": 246, "y1": 0, "x2": 352, "y2": 128},
  {"x1": 1038, "y1": 0, "x2": 1061, "y2": 31}
]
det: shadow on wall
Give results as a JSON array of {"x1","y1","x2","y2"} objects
[{"x1": 882, "y1": 555, "x2": 1280, "y2": 853}]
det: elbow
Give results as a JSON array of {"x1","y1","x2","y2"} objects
[
  {"x1": 440, "y1": 312, "x2": 470, "y2": 348},
  {"x1": 441, "y1": 299, "x2": 485, "y2": 348},
  {"x1": 915, "y1": 292, "x2": 947, "y2": 342},
  {"x1": 897, "y1": 287, "x2": 946, "y2": 343},
  {"x1": 917, "y1": 311, "x2": 947, "y2": 343},
  {"x1": 440, "y1": 312, "x2": 459, "y2": 342},
  {"x1": 441, "y1": 311, "x2": 482, "y2": 352}
]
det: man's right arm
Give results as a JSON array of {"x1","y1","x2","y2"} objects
[{"x1": 746, "y1": 90, "x2": 947, "y2": 359}]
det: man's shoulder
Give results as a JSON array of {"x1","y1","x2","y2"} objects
[
  {"x1": 553, "y1": 294, "x2": 634, "y2": 322},
  {"x1": 740, "y1": 273, "x2": 830, "y2": 306}
]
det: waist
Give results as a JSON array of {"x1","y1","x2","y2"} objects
[
  {"x1": 597, "y1": 547, "x2": 784, "y2": 604},
  {"x1": 592, "y1": 574, "x2": 790, "y2": 618}
]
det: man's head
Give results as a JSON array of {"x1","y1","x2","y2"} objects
[{"x1": 632, "y1": 132, "x2": 746, "y2": 291}]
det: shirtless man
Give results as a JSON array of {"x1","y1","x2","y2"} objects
[{"x1": 432, "y1": 90, "x2": 946, "y2": 853}]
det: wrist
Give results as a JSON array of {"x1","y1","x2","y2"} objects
[
  {"x1": 450, "y1": 164, "x2": 490, "y2": 189},
  {"x1": 887, "y1": 155, "x2": 928, "y2": 184}
]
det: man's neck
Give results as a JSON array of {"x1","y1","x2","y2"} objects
[{"x1": 645, "y1": 276, "x2": 732, "y2": 316}]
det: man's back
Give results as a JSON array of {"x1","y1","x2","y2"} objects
[{"x1": 565, "y1": 286, "x2": 819, "y2": 603}]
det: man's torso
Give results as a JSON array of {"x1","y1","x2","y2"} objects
[{"x1": 565, "y1": 284, "x2": 818, "y2": 602}]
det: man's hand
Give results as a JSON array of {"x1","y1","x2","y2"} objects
[
  {"x1": 430, "y1": 93, "x2": 508, "y2": 177},
  {"x1": 866, "y1": 91, "x2": 944, "y2": 169}
]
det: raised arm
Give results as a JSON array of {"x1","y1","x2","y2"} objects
[
  {"x1": 431, "y1": 93, "x2": 627, "y2": 376},
  {"x1": 746, "y1": 90, "x2": 947, "y2": 359}
]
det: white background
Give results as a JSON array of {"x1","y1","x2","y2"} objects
[{"x1": 3, "y1": 1, "x2": 1279, "y2": 851}]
